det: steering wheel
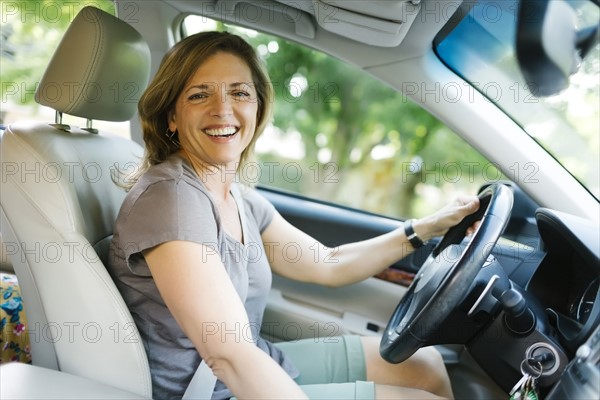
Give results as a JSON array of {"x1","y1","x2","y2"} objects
[{"x1": 380, "y1": 183, "x2": 514, "y2": 363}]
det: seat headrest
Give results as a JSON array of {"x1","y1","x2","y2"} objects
[{"x1": 34, "y1": 6, "x2": 151, "y2": 122}]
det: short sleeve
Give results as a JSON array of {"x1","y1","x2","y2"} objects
[
  {"x1": 242, "y1": 187, "x2": 276, "y2": 232},
  {"x1": 116, "y1": 179, "x2": 219, "y2": 276}
]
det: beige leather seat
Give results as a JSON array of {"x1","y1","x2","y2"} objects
[{"x1": 0, "y1": 6, "x2": 152, "y2": 397}]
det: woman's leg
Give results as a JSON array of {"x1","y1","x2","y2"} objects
[
  {"x1": 275, "y1": 335, "x2": 452, "y2": 399},
  {"x1": 360, "y1": 336, "x2": 454, "y2": 399}
]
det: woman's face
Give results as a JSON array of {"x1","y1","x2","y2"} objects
[{"x1": 169, "y1": 51, "x2": 258, "y2": 170}]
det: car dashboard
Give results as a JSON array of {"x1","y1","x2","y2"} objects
[
  {"x1": 531, "y1": 207, "x2": 600, "y2": 399},
  {"x1": 473, "y1": 206, "x2": 600, "y2": 398},
  {"x1": 532, "y1": 208, "x2": 600, "y2": 354}
]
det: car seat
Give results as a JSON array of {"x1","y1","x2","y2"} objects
[{"x1": 0, "y1": 6, "x2": 152, "y2": 397}]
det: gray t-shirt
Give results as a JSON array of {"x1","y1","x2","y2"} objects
[{"x1": 108, "y1": 154, "x2": 298, "y2": 400}]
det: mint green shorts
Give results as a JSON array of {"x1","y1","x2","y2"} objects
[{"x1": 275, "y1": 335, "x2": 375, "y2": 399}]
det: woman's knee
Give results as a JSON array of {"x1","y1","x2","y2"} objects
[
  {"x1": 361, "y1": 337, "x2": 448, "y2": 387},
  {"x1": 409, "y1": 347, "x2": 453, "y2": 399},
  {"x1": 362, "y1": 338, "x2": 452, "y2": 399},
  {"x1": 414, "y1": 346, "x2": 446, "y2": 374}
]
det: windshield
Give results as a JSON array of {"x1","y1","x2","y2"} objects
[{"x1": 435, "y1": 0, "x2": 599, "y2": 200}]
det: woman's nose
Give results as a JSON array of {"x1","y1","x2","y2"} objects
[{"x1": 209, "y1": 86, "x2": 233, "y2": 117}]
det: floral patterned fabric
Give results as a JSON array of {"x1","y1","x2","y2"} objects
[{"x1": 1, "y1": 273, "x2": 32, "y2": 364}]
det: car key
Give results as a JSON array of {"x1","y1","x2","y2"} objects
[
  {"x1": 509, "y1": 359, "x2": 541, "y2": 400},
  {"x1": 509, "y1": 373, "x2": 530, "y2": 399}
]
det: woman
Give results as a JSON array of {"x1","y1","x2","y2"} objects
[{"x1": 108, "y1": 31, "x2": 479, "y2": 400}]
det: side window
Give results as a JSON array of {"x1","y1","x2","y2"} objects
[
  {"x1": 183, "y1": 16, "x2": 505, "y2": 219},
  {"x1": 0, "y1": 1, "x2": 131, "y2": 139}
]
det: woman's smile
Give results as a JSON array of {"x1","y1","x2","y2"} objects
[
  {"x1": 202, "y1": 125, "x2": 241, "y2": 144},
  {"x1": 203, "y1": 126, "x2": 239, "y2": 138}
]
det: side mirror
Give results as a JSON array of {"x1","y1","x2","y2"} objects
[{"x1": 516, "y1": 0, "x2": 599, "y2": 97}]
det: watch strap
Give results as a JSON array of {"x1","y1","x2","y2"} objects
[{"x1": 404, "y1": 219, "x2": 425, "y2": 249}]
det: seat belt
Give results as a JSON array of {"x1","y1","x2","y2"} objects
[{"x1": 182, "y1": 360, "x2": 217, "y2": 399}]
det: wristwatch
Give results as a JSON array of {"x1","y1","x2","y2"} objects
[{"x1": 404, "y1": 219, "x2": 425, "y2": 249}]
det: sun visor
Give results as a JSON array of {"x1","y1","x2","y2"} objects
[{"x1": 312, "y1": 0, "x2": 421, "y2": 47}]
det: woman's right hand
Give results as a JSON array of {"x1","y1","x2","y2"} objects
[{"x1": 412, "y1": 195, "x2": 480, "y2": 242}]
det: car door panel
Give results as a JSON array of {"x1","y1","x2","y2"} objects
[
  {"x1": 264, "y1": 275, "x2": 403, "y2": 342},
  {"x1": 259, "y1": 188, "x2": 409, "y2": 341}
]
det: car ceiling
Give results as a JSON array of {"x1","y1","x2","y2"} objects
[{"x1": 160, "y1": 0, "x2": 459, "y2": 68}]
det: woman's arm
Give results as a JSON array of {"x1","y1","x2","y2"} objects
[
  {"x1": 262, "y1": 196, "x2": 479, "y2": 287},
  {"x1": 143, "y1": 241, "x2": 307, "y2": 399}
]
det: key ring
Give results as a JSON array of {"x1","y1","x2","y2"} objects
[{"x1": 521, "y1": 358, "x2": 543, "y2": 378}]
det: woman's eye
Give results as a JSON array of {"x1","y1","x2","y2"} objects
[
  {"x1": 232, "y1": 91, "x2": 250, "y2": 98},
  {"x1": 188, "y1": 93, "x2": 207, "y2": 101}
]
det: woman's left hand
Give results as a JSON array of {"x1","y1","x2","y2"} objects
[{"x1": 412, "y1": 195, "x2": 480, "y2": 242}]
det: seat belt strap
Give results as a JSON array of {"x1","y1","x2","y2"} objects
[{"x1": 182, "y1": 360, "x2": 217, "y2": 399}]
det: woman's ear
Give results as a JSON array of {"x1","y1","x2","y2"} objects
[{"x1": 168, "y1": 111, "x2": 177, "y2": 132}]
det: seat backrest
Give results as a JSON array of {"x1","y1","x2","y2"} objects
[{"x1": 0, "y1": 6, "x2": 152, "y2": 397}]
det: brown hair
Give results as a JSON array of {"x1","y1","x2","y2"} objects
[{"x1": 129, "y1": 31, "x2": 273, "y2": 187}]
